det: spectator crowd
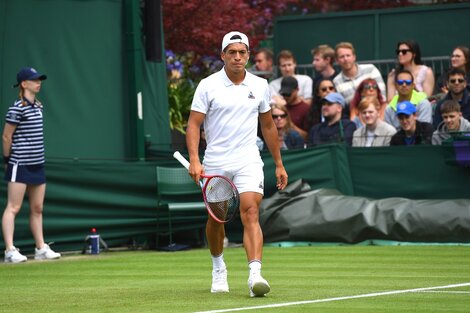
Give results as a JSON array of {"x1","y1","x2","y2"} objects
[{"x1": 250, "y1": 42, "x2": 470, "y2": 149}]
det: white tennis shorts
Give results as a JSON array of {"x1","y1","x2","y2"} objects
[{"x1": 203, "y1": 159, "x2": 264, "y2": 195}]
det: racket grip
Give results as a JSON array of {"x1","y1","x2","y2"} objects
[{"x1": 173, "y1": 151, "x2": 190, "y2": 171}]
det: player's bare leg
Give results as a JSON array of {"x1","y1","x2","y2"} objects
[
  {"x1": 239, "y1": 192, "x2": 270, "y2": 297},
  {"x1": 206, "y1": 216, "x2": 228, "y2": 293}
]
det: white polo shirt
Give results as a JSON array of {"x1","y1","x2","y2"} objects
[{"x1": 191, "y1": 68, "x2": 271, "y2": 167}]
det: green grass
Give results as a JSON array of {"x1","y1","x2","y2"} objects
[{"x1": 1, "y1": 246, "x2": 470, "y2": 313}]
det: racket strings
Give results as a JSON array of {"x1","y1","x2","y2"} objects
[{"x1": 205, "y1": 177, "x2": 239, "y2": 222}]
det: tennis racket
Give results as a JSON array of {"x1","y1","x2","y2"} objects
[{"x1": 173, "y1": 151, "x2": 240, "y2": 224}]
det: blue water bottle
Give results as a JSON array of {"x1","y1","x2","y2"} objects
[{"x1": 90, "y1": 228, "x2": 100, "y2": 255}]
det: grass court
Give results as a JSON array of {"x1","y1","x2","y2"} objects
[{"x1": 1, "y1": 245, "x2": 470, "y2": 313}]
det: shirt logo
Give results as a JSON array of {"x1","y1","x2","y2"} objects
[{"x1": 248, "y1": 91, "x2": 255, "y2": 99}]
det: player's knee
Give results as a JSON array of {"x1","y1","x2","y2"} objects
[{"x1": 29, "y1": 204, "x2": 43, "y2": 214}]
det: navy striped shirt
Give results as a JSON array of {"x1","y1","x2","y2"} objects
[{"x1": 5, "y1": 98, "x2": 45, "y2": 165}]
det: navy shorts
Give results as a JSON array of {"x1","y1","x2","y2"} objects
[{"x1": 4, "y1": 163, "x2": 46, "y2": 184}]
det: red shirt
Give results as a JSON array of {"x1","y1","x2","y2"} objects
[{"x1": 286, "y1": 100, "x2": 310, "y2": 131}]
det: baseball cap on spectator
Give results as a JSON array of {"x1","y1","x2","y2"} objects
[
  {"x1": 13, "y1": 67, "x2": 47, "y2": 88},
  {"x1": 396, "y1": 101, "x2": 417, "y2": 115},
  {"x1": 321, "y1": 92, "x2": 346, "y2": 107},
  {"x1": 279, "y1": 76, "x2": 298, "y2": 97},
  {"x1": 221, "y1": 31, "x2": 249, "y2": 51}
]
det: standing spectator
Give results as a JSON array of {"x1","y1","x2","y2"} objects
[
  {"x1": 432, "y1": 100, "x2": 470, "y2": 145},
  {"x1": 438, "y1": 46, "x2": 470, "y2": 93},
  {"x1": 307, "y1": 92, "x2": 356, "y2": 147},
  {"x1": 2, "y1": 67, "x2": 61, "y2": 263},
  {"x1": 271, "y1": 104, "x2": 304, "y2": 150},
  {"x1": 387, "y1": 40, "x2": 435, "y2": 101},
  {"x1": 384, "y1": 69, "x2": 433, "y2": 130},
  {"x1": 269, "y1": 50, "x2": 313, "y2": 105},
  {"x1": 311, "y1": 45, "x2": 338, "y2": 95},
  {"x1": 390, "y1": 101, "x2": 434, "y2": 146},
  {"x1": 333, "y1": 42, "x2": 386, "y2": 110},
  {"x1": 434, "y1": 68, "x2": 470, "y2": 128},
  {"x1": 251, "y1": 48, "x2": 275, "y2": 81},
  {"x1": 186, "y1": 31, "x2": 288, "y2": 297},
  {"x1": 349, "y1": 78, "x2": 386, "y2": 128},
  {"x1": 352, "y1": 97, "x2": 396, "y2": 147},
  {"x1": 304, "y1": 78, "x2": 336, "y2": 130},
  {"x1": 279, "y1": 76, "x2": 310, "y2": 139}
]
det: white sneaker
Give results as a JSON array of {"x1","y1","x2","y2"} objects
[
  {"x1": 34, "y1": 244, "x2": 61, "y2": 260},
  {"x1": 4, "y1": 247, "x2": 27, "y2": 263},
  {"x1": 248, "y1": 273, "x2": 270, "y2": 297},
  {"x1": 211, "y1": 268, "x2": 229, "y2": 293}
]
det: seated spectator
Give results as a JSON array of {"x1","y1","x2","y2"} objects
[
  {"x1": 387, "y1": 40, "x2": 435, "y2": 101},
  {"x1": 271, "y1": 103, "x2": 304, "y2": 150},
  {"x1": 390, "y1": 101, "x2": 433, "y2": 146},
  {"x1": 349, "y1": 78, "x2": 386, "y2": 128},
  {"x1": 433, "y1": 68, "x2": 470, "y2": 128},
  {"x1": 307, "y1": 92, "x2": 356, "y2": 147},
  {"x1": 352, "y1": 97, "x2": 396, "y2": 147},
  {"x1": 270, "y1": 50, "x2": 313, "y2": 105},
  {"x1": 304, "y1": 78, "x2": 336, "y2": 131},
  {"x1": 311, "y1": 45, "x2": 338, "y2": 95},
  {"x1": 279, "y1": 76, "x2": 310, "y2": 139},
  {"x1": 432, "y1": 100, "x2": 470, "y2": 145},
  {"x1": 437, "y1": 46, "x2": 470, "y2": 93},
  {"x1": 333, "y1": 42, "x2": 386, "y2": 110},
  {"x1": 384, "y1": 69, "x2": 433, "y2": 130},
  {"x1": 251, "y1": 48, "x2": 275, "y2": 81}
]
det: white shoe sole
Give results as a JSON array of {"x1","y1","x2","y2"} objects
[
  {"x1": 4, "y1": 258, "x2": 27, "y2": 263},
  {"x1": 211, "y1": 287, "x2": 229, "y2": 293},
  {"x1": 250, "y1": 280, "x2": 270, "y2": 297}
]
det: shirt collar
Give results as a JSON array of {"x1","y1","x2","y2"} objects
[{"x1": 221, "y1": 67, "x2": 249, "y2": 87}]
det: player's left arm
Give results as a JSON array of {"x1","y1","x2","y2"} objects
[{"x1": 259, "y1": 111, "x2": 288, "y2": 190}]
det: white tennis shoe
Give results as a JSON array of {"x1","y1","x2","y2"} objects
[
  {"x1": 34, "y1": 244, "x2": 61, "y2": 260},
  {"x1": 4, "y1": 247, "x2": 27, "y2": 263},
  {"x1": 248, "y1": 273, "x2": 270, "y2": 297},
  {"x1": 211, "y1": 268, "x2": 229, "y2": 293}
]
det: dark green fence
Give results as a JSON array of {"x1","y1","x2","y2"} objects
[
  {"x1": 273, "y1": 3, "x2": 470, "y2": 65},
  {"x1": 0, "y1": 0, "x2": 171, "y2": 159},
  {"x1": 3, "y1": 144, "x2": 469, "y2": 252}
]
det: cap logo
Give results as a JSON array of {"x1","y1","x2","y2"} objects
[
  {"x1": 30, "y1": 68, "x2": 38, "y2": 73},
  {"x1": 398, "y1": 103, "x2": 407, "y2": 110}
]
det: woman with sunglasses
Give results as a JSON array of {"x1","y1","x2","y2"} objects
[
  {"x1": 349, "y1": 78, "x2": 386, "y2": 128},
  {"x1": 304, "y1": 78, "x2": 336, "y2": 131},
  {"x1": 271, "y1": 104, "x2": 304, "y2": 150},
  {"x1": 387, "y1": 40, "x2": 435, "y2": 102},
  {"x1": 437, "y1": 46, "x2": 470, "y2": 93}
]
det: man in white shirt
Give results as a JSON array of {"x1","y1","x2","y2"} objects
[
  {"x1": 186, "y1": 31, "x2": 288, "y2": 298},
  {"x1": 333, "y1": 42, "x2": 386, "y2": 109}
]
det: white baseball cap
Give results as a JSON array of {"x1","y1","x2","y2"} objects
[{"x1": 221, "y1": 31, "x2": 249, "y2": 51}]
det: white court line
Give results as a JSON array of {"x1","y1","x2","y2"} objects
[
  {"x1": 193, "y1": 282, "x2": 470, "y2": 313},
  {"x1": 416, "y1": 290, "x2": 470, "y2": 294}
]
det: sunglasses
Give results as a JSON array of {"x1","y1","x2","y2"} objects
[
  {"x1": 272, "y1": 114, "x2": 287, "y2": 119},
  {"x1": 320, "y1": 86, "x2": 335, "y2": 92},
  {"x1": 396, "y1": 79, "x2": 413, "y2": 86},
  {"x1": 363, "y1": 84, "x2": 378, "y2": 90},
  {"x1": 281, "y1": 92, "x2": 292, "y2": 98},
  {"x1": 449, "y1": 78, "x2": 465, "y2": 84},
  {"x1": 396, "y1": 49, "x2": 412, "y2": 55}
]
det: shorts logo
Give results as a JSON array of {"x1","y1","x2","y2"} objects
[{"x1": 258, "y1": 181, "x2": 264, "y2": 189}]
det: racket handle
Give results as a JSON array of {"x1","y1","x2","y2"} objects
[{"x1": 173, "y1": 151, "x2": 190, "y2": 171}]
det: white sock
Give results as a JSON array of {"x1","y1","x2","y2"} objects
[
  {"x1": 212, "y1": 253, "x2": 226, "y2": 270},
  {"x1": 249, "y1": 259, "x2": 262, "y2": 276}
]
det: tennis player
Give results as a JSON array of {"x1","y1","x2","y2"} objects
[
  {"x1": 186, "y1": 31, "x2": 288, "y2": 297},
  {"x1": 2, "y1": 67, "x2": 61, "y2": 263}
]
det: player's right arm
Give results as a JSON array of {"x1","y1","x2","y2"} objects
[
  {"x1": 2, "y1": 122, "x2": 16, "y2": 167},
  {"x1": 186, "y1": 110, "x2": 205, "y2": 183}
]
